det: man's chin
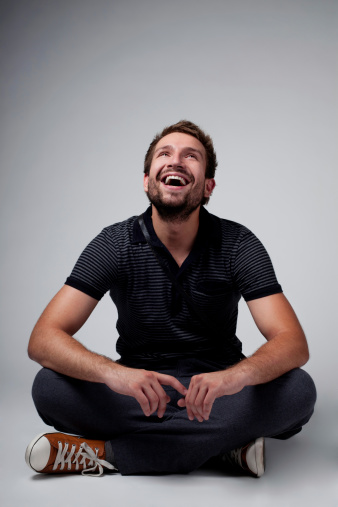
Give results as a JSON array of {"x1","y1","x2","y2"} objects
[{"x1": 147, "y1": 195, "x2": 200, "y2": 223}]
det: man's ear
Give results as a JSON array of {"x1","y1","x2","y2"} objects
[
  {"x1": 204, "y1": 178, "x2": 216, "y2": 198},
  {"x1": 143, "y1": 174, "x2": 149, "y2": 192}
]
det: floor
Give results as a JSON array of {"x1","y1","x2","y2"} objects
[{"x1": 1, "y1": 392, "x2": 337, "y2": 507}]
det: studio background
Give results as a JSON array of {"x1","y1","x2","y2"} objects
[{"x1": 1, "y1": 1, "x2": 337, "y2": 506}]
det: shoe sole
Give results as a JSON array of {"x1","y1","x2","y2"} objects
[{"x1": 25, "y1": 432, "x2": 47, "y2": 471}]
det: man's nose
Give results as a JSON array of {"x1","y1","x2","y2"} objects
[{"x1": 168, "y1": 152, "x2": 183, "y2": 167}]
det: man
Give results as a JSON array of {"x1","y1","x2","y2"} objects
[{"x1": 26, "y1": 120, "x2": 316, "y2": 478}]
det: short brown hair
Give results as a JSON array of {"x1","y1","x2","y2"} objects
[{"x1": 144, "y1": 120, "x2": 218, "y2": 180}]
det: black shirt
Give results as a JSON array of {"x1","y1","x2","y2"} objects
[{"x1": 65, "y1": 207, "x2": 282, "y2": 363}]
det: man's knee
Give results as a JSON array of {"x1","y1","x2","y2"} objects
[
  {"x1": 32, "y1": 368, "x2": 54, "y2": 408},
  {"x1": 266, "y1": 368, "x2": 317, "y2": 439},
  {"x1": 31, "y1": 368, "x2": 61, "y2": 425},
  {"x1": 283, "y1": 368, "x2": 317, "y2": 417}
]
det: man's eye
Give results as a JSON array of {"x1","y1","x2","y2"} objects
[
  {"x1": 186, "y1": 154, "x2": 196, "y2": 159},
  {"x1": 159, "y1": 152, "x2": 169, "y2": 157}
]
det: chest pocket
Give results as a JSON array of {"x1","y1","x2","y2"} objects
[
  {"x1": 192, "y1": 280, "x2": 239, "y2": 325},
  {"x1": 195, "y1": 280, "x2": 235, "y2": 296}
]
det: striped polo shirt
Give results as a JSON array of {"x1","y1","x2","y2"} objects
[{"x1": 65, "y1": 206, "x2": 282, "y2": 363}]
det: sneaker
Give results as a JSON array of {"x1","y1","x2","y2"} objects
[
  {"x1": 25, "y1": 432, "x2": 117, "y2": 477},
  {"x1": 221, "y1": 437, "x2": 265, "y2": 478}
]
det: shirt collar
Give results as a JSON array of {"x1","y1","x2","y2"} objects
[{"x1": 132, "y1": 205, "x2": 221, "y2": 248}]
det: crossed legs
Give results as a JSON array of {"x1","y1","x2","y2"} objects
[{"x1": 31, "y1": 359, "x2": 316, "y2": 475}]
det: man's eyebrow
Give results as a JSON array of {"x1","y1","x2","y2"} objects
[
  {"x1": 154, "y1": 145, "x2": 173, "y2": 154},
  {"x1": 154, "y1": 145, "x2": 204, "y2": 158}
]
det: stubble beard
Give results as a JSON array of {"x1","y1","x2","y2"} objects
[{"x1": 145, "y1": 177, "x2": 205, "y2": 223}]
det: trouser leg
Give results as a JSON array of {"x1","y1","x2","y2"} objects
[
  {"x1": 110, "y1": 367, "x2": 316, "y2": 474},
  {"x1": 31, "y1": 367, "x2": 154, "y2": 439},
  {"x1": 31, "y1": 363, "x2": 316, "y2": 475}
]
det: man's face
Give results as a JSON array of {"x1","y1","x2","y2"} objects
[{"x1": 144, "y1": 132, "x2": 215, "y2": 221}]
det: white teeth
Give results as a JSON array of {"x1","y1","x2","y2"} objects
[{"x1": 164, "y1": 175, "x2": 187, "y2": 186}]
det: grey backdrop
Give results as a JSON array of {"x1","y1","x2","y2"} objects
[{"x1": 1, "y1": 1, "x2": 337, "y2": 506}]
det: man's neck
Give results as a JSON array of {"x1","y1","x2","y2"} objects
[{"x1": 151, "y1": 205, "x2": 200, "y2": 267}]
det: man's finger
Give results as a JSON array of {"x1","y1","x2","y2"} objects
[
  {"x1": 141, "y1": 385, "x2": 160, "y2": 415},
  {"x1": 177, "y1": 397, "x2": 186, "y2": 407},
  {"x1": 185, "y1": 385, "x2": 204, "y2": 421},
  {"x1": 150, "y1": 381, "x2": 169, "y2": 418},
  {"x1": 156, "y1": 373, "x2": 187, "y2": 396},
  {"x1": 185, "y1": 377, "x2": 203, "y2": 422},
  {"x1": 193, "y1": 385, "x2": 208, "y2": 418},
  {"x1": 202, "y1": 390, "x2": 216, "y2": 420},
  {"x1": 135, "y1": 390, "x2": 152, "y2": 416}
]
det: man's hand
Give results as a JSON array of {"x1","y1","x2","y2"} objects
[
  {"x1": 177, "y1": 368, "x2": 245, "y2": 422},
  {"x1": 106, "y1": 365, "x2": 188, "y2": 418}
]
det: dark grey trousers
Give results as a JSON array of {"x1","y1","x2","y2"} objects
[{"x1": 32, "y1": 357, "x2": 316, "y2": 475}]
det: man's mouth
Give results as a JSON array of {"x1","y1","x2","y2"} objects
[{"x1": 161, "y1": 174, "x2": 189, "y2": 187}]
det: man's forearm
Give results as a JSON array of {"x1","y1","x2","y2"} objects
[
  {"x1": 228, "y1": 330, "x2": 309, "y2": 388},
  {"x1": 28, "y1": 325, "x2": 188, "y2": 418},
  {"x1": 28, "y1": 326, "x2": 120, "y2": 384},
  {"x1": 180, "y1": 330, "x2": 309, "y2": 422}
]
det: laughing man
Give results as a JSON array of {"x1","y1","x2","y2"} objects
[{"x1": 26, "y1": 120, "x2": 316, "y2": 478}]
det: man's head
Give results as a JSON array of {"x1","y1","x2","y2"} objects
[
  {"x1": 144, "y1": 121, "x2": 217, "y2": 217},
  {"x1": 144, "y1": 120, "x2": 217, "y2": 183}
]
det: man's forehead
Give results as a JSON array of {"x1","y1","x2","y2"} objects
[{"x1": 154, "y1": 132, "x2": 206, "y2": 157}]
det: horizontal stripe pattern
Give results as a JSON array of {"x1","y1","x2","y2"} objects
[{"x1": 65, "y1": 209, "x2": 282, "y2": 360}]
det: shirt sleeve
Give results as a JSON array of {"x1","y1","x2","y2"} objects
[
  {"x1": 65, "y1": 227, "x2": 118, "y2": 300},
  {"x1": 233, "y1": 229, "x2": 283, "y2": 301}
]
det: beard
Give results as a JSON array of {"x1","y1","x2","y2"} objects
[{"x1": 145, "y1": 176, "x2": 205, "y2": 223}]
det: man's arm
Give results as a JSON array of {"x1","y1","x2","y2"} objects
[
  {"x1": 178, "y1": 293, "x2": 309, "y2": 422},
  {"x1": 28, "y1": 285, "x2": 187, "y2": 418}
]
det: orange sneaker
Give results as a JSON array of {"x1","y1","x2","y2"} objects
[{"x1": 25, "y1": 432, "x2": 116, "y2": 477}]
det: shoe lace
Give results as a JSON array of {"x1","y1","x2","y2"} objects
[
  {"x1": 221, "y1": 447, "x2": 243, "y2": 468},
  {"x1": 229, "y1": 448, "x2": 242, "y2": 467},
  {"x1": 54, "y1": 440, "x2": 116, "y2": 477}
]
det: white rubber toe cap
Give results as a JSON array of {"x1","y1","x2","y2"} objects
[
  {"x1": 25, "y1": 434, "x2": 51, "y2": 472},
  {"x1": 246, "y1": 437, "x2": 265, "y2": 477}
]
